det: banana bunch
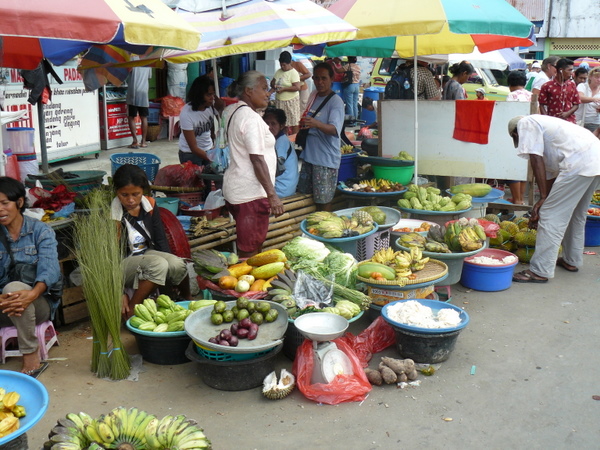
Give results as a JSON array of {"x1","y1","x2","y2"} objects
[
  {"x1": 408, "y1": 246, "x2": 429, "y2": 272},
  {"x1": 458, "y1": 226, "x2": 485, "y2": 252},
  {"x1": 46, "y1": 408, "x2": 211, "y2": 449},
  {"x1": 340, "y1": 144, "x2": 355, "y2": 154},
  {"x1": 391, "y1": 248, "x2": 429, "y2": 276},
  {"x1": 371, "y1": 247, "x2": 396, "y2": 265},
  {"x1": 593, "y1": 190, "x2": 600, "y2": 205},
  {"x1": 398, "y1": 232, "x2": 427, "y2": 248},
  {"x1": 444, "y1": 218, "x2": 485, "y2": 252},
  {"x1": 266, "y1": 269, "x2": 298, "y2": 317}
]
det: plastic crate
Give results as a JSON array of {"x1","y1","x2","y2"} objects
[
  {"x1": 194, "y1": 342, "x2": 275, "y2": 361},
  {"x1": 110, "y1": 152, "x2": 161, "y2": 182},
  {"x1": 356, "y1": 229, "x2": 390, "y2": 262}
]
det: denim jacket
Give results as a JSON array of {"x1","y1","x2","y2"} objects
[{"x1": 0, "y1": 216, "x2": 62, "y2": 317}]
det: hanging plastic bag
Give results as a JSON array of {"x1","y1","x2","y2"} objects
[
  {"x1": 293, "y1": 338, "x2": 371, "y2": 405},
  {"x1": 293, "y1": 271, "x2": 334, "y2": 310},
  {"x1": 338, "y1": 316, "x2": 396, "y2": 367},
  {"x1": 159, "y1": 95, "x2": 185, "y2": 117},
  {"x1": 206, "y1": 114, "x2": 230, "y2": 174},
  {"x1": 204, "y1": 189, "x2": 225, "y2": 210}
]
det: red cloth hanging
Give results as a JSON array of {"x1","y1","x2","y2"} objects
[{"x1": 452, "y1": 100, "x2": 495, "y2": 145}]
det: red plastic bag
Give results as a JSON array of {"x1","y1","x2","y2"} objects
[
  {"x1": 159, "y1": 95, "x2": 185, "y2": 117},
  {"x1": 293, "y1": 338, "x2": 371, "y2": 405},
  {"x1": 29, "y1": 185, "x2": 76, "y2": 211},
  {"x1": 339, "y1": 316, "x2": 396, "y2": 367},
  {"x1": 153, "y1": 161, "x2": 204, "y2": 189},
  {"x1": 357, "y1": 126, "x2": 373, "y2": 140}
]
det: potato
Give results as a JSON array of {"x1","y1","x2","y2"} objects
[{"x1": 364, "y1": 368, "x2": 383, "y2": 386}]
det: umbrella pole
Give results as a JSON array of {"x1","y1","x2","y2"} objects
[
  {"x1": 413, "y1": 36, "x2": 418, "y2": 185},
  {"x1": 37, "y1": 102, "x2": 49, "y2": 174},
  {"x1": 212, "y1": 58, "x2": 220, "y2": 98}
]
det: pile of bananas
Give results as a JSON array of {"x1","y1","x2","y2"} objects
[
  {"x1": 592, "y1": 190, "x2": 600, "y2": 205},
  {"x1": 345, "y1": 178, "x2": 405, "y2": 193},
  {"x1": 0, "y1": 389, "x2": 26, "y2": 439},
  {"x1": 340, "y1": 144, "x2": 355, "y2": 154},
  {"x1": 363, "y1": 247, "x2": 429, "y2": 280},
  {"x1": 425, "y1": 218, "x2": 486, "y2": 253},
  {"x1": 45, "y1": 408, "x2": 210, "y2": 449},
  {"x1": 129, "y1": 295, "x2": 215, "y2": 333}
]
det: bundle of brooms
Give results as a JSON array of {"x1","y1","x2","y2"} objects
[{"x1": 74, "y1": 189, "x2": 130, "y2": 380}]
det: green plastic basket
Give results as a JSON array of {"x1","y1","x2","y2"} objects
[
  {"x1": 372, "y1": 164, "x2": 415, "y2": 185},
  {"x1": 194, "y1": 342, "x2": 275, "y2": 361}
]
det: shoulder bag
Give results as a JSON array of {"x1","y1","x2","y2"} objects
[{"x1": 295, "y1": 92, "x2": 336, "y2": 149}]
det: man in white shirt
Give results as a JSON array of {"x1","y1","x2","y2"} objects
[
  {"x1": 531, "y1": 56, "x2": 560, "y2": 98},
  {"x1": 508, "y1": 115, "x2": 600, "y2": 283}
]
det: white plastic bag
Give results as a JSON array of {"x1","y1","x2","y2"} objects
[{"x1": 204, "y1": 189, "x2": 225, "y2": 210}]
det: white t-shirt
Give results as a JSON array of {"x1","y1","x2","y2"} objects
[
  {"x1": 124, "y1": 220, "x2": 148, "y2": 255},
  {"x1": 531, "y1": 72, "x2": 550, "y2": 92},
  {"x1": 223, "y1": 102, "x2": 276, "y2": 204},
  {"x1": 178, "y1": 104, "x2": 216, "y2": 153},
  {"x1": 516, "y1": 115, "x2": 600, "y2": 179},
  {"x1": 575, "y1": 83, "x2": 600, "y2": 125}
]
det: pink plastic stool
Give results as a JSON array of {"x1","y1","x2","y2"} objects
[{"x1": 0, "y1": 320, "x2": 59, "y2": 363}]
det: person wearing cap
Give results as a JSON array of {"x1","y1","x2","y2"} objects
[
  {"x1": 538, "y1": 58, "x2": 580, "y2": 123},
  {"x1": 527, "y1": 61, "x2": 541, "y2": 80},
  {"x1": 508, "y1": 115, "x2": 600, "y2": 283},
  {"x1": 475, "y1": 88, "x2": 486, "y2": 100}
]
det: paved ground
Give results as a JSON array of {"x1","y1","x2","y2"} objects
[{"x1": 13, "y1": 138, "x2": 600, "y2": 449}]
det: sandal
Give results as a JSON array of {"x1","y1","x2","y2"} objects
[
  {"x1": 24, "y1": 361, "x2": 49, "y2": 379},
  {"x1": 556, "y1": 257, "x2": 578, "y2": 272},
  {"x1": 127, "y1": 144, "x2": 139, "y2": 149},
  {"x1": 513, "y1": 270, "x2": 548, "y2": 283},
  {"x1": 140, "y1": 143, "x2": 148, "y2": 148}
]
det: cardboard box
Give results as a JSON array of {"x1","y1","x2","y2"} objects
[{"x1": 367, "y1": 285, "x2": 434, "y2": 306}]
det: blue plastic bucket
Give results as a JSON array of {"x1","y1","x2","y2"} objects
[
  {"x1": 460, "y1": 249, "x2": 518, "y2": 292},
  {"x1": 156, "y1": 197, "x2": 179, "y2": 215},
  {"x1": 332, "y1": 81, "x2": 344, "y2": 98},
  {"x1": 337, "y1": 152, "x2": 358, "y2": 182},
  {"x1": 360, "y1": 87, "x2": 385, "y2": 125},
  {"x1": 584, "y1": 216, "x2": 600, "y2": 246}
]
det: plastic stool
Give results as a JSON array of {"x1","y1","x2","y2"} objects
[
  {"x1": 0, "y1": 321, "x2": 59, "y2": 363},
  {"x1": 160, "y1": 116, "x2": 180, "y2": 141}
]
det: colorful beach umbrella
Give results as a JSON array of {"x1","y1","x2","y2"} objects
[
  {"x1": 573, "y1": 57, "x2": 600, "y2": 69},
  {"x1": 0, "y1": 0, "x2": 201, "y2": 70},
  {"x1": 325, "y1": 0, "x2": 534, "y2": 58}
]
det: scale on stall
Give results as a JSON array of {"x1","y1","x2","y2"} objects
[{"x1": 294, "y1": 313, "x2": 354, "y2": 384}]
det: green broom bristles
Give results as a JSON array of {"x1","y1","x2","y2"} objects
[{"x1": 75, "y1": 189, "x2": 130, "y2": 380}]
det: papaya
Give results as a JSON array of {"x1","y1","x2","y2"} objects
[
  {"x1": 357, "y1": 263, "x2": 396, "y2": 280},
  {"x1": 251, "y1": 261, "x2": 285, "y2": 280},
  {"x1": 218, "y1": 275, "x2": 238, "y2": 290},
  {"x1": 246, "y1": 249, "x2": 287, "y2": 267},
  {"x1": 228, "y1": 262, "x2": 253, "y2": 279},
  {"x1": 450, "y1": 183, "x2": 492, "y2": 197},
  {"x1": 250, "y1": 279, "x2": 266, "y2": 291}
]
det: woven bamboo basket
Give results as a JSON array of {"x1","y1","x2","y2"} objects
[
  {"x1": 357, "y1": 259, "x2": 448, "y2": 287},
  {"x1": 146, "y1": 124, "x2": 161, "y2": 142}
]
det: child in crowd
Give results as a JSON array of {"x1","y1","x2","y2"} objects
[{"x1": 263, "y1": 108, "x2": 299, "y2": 198}]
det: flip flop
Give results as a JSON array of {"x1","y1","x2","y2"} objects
[
  {"x1": 556, "y1": 257, "x2": 579, "y2": 272},
  {"x1": 140, "y1": 143, "x2": 148, "y2": 148},
  {"x1": 25, "y1": 361, "x2": 49, "y2": 379},
  {"x1": 127, "y1": 144, "x2": 139, "y2": 149},
  {"x1": 513, "y1": 270, "x2": 548, "y2": 283}
]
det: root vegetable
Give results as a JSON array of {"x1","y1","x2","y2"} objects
[
  {"x1": 398, "y1": 373, "x2": 408, "y2": 383},
  {"x1": 218, "y1": 340, "x2": 230, "y2": 346},
  {"x1": 228, "y1": 336, "x2": 239, "y2": 347},
  {"x1": 230, "y1": 323, "x2": 239, "y2": 335},
  {"x1": 381, "y1": 357, "x2": 416, "y2": 377},
  {"x1": 364, "y1": 368, "x2": 383, "y2": 386},
  {"x1": 406, "y1": 369, "x2": 419, "y2": 381},
  {"x1": 237, "y1": 328, "x2": 249, "y2": 339},
  {"x1": 378, "y1": 363, "x2": 397, "y2": 384}
]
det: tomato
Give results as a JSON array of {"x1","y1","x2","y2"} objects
[{"x1": 370, "y1": 272, "x2": 382, "y2": 279}]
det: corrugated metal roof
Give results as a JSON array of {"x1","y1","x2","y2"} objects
[{"x1": 506, "y1": 0, "x2": 546, "y2": 22}]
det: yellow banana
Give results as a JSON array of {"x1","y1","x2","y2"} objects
[
  {"x1": 134, "y1": 413, "x2": 156, "y2": 444},
  {"x1": 85, "y1": 424, "x2": 102, "y2": 443},
  {"x1": 166, "y1": 415, "x2": 187, "y2": 447},
  {"x1": 157, "y1": 415, "x2": 174, "y2": 447},
  {"x1": 96, "y1": 420, "x2": 115, "y2": 445},
  {"x1": 144, "y1": 418, "x2": 161, "y2": 449}
]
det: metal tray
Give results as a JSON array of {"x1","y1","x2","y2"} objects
[{"x1": 184, "y1": 300, "x2": 288, "y2": 353}]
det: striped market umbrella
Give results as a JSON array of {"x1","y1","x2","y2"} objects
[
  {"x1": 0, "y1": 0, "x2": 201, "y2": 70},
  {"x1": 573, "y1": 57, "x2": 600, "y2": 69}
]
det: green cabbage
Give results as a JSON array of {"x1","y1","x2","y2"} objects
[
  {"x1": 282, "y1": 237, "x2": 330, "y2": 272},
  {"x1": 319, "y1": 251, "x2": 357, "y2": 288}
]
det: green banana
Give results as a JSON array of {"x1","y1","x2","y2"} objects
[
  {"x1": 176, "y1": 430, "x2": 210, "y2": 449},
  {"x1": 134, "y1": 413, "x2": 156, "y2": 444},
  {"x1": 267, "y1": 288, "x2": 292, "y2": 297},
  {"x1": 65, "y1": 413, "x2": 85, "y2": 431},
  {"x1": 166, "y1": 415, "x2": 187, "y2": 447},
  {"x1": 144, "y1": 417, "x2": 161, "y2": 449},
  {"x1": 271, "y1": 294, "x2": 292, "y2": 303},
  {"x1": 157, "y1": 415, "x2": 174, "y2": 447},
  {"x1": 50, "y1": 434, "x2": 82, "y2": 445}
]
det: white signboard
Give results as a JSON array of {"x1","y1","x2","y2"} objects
[
  {"x1": 1, "y1": 61, "x2": 100, "y2": 163},
  {"x1": 380, "y1": 100, "x2": 531, "y2": 181}
]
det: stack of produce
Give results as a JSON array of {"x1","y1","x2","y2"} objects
[
  {"x1": 364, "y1": 357, "x2": 419, "y2": 386},
  {"x1": 45, "y1": 407, "x2": 210, "y2": 449},
  {"x1": 340, "y1": 144, "x2": 355, "y2": 154},
  {"x1": 399, "y1": 218, "x2": 486, "y2": 253},
  {"x1": 357, "y1": 206, "x2": 387, "y2": 225},
  {"x1": 128, "y1": 295, "x2": 215, "y2": 333},
  {"x1": 193, "y1": 249, "x2": 287, "y2": 294},
  {"x1": 304, "y1": 210, "x2": 374, "y2": 239},
  {"x1": 397, "y1": 185, "x2": 472, "y2": 212},
  {"x1": 0, "y1": 389, "x2": 26, "y2": 439},
  {"x1": 391, "y1": 151, "x2": 414, "y2": 161},
  {"x1": 341, "y1": 178, "x2": 406, "y2": 193},
  {"x1": 486, "y1": 216, "x2": 536, "y2": 263},
  {"x1": 592, "y1": 191, "x2": 600, "y2": 206},
  {"x1": 358, "y1": 247, "x2": 430, "y2": 282},
  {"x1": 74, "y1": 189, "x2": 130, "y2": 380}
]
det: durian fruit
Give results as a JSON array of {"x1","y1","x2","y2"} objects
[
  {"x1": 262, "y1": 369, "x2": 295, "y2": 400},
  {"x1": 515, "y1": 247, "x2": 535, "y2": 263},
  {"x1": 500, "y1": 220, "x2": 520, "y2": 236},
  {"x1": 513, "y1": 217, "x2": 530, "y2": 229},
  {"x1": 514, "y1": 230, "x2": 537, "y2": 247},
  {"x1": 489, "y1": 229, "x2": 512, "y2": 248},
  {"x1": 352, "y1": 210, "x2": 373, "y2": 227},
  {"x1": 483, "y1": 214, "x2": 501, "y2": 224}
]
